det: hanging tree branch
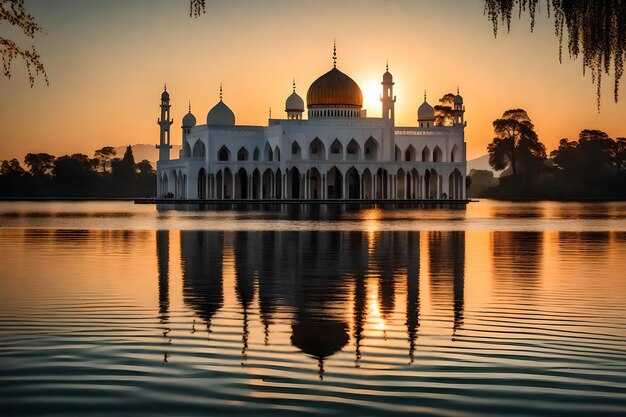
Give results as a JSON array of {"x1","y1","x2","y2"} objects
[
  {"x1": 190, "y1": 0, "x2": 206, "y2": 18},
  {"x1": 484, "y1": 0, "x2": 626, "y2": 110},
  {"x1": 0, "y1": 0, "x2": 47, "y2": 86}
]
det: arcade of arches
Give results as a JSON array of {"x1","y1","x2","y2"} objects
[{"x1": 160, "y1": 165, "x2": 465, "y2": 200}]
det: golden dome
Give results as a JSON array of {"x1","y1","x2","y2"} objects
[{"x1": 306, "y1": 67, "x2": 363, "y2": 108}]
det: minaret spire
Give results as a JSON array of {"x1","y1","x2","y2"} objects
[
  {"x1": 164, "y1": 83, "x2": 167, "y2": 92},
  {"x1": 219, "y1": 83, "x2": 223, "y2": 100},
  {"x1": 386, "y1": 59, "x2": 389, "y2": 72},
  {"x1": 188, "y1": 100, "x2": 191, "y2": 113},
  {"x1": 292, "y1": 77, "x2": 296, "y2": 92},
  {"x1": 424, "y1": 90, "x2": 427, "y2": 102},
  {"x1": 333, "y1": 39, "x2": 337, "y2": 68}
]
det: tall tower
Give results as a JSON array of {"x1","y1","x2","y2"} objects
[
  {"x1": 453, "y1": 87, "x2": 465, "y2": 126},
  {"x1": 381, "y1": 61, "x2": 396, "y2": 120},
  {"x1": 157, "y1": 84, "x2": 173, "y2": 161}
]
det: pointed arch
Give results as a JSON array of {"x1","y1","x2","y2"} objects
[
  {"x1": 451, "y1": 144, "x2": 460, "y2": 163},
  {"x1": 218, "y1": 145, "x2": 230, "y2": 161},
  {"x1": 396, "y1": 168, "x2": 406, "y2": 199},
  {"x1": 329, "y1": 139, "x2": 343, "y2": 160},
  {"x1": 274, "y1": 146, "x2": 281, "y2": 162},
  {"x1": 362, "y1": 168, "x2": 373, "y2": 199},
  {"x1": 309, "y1": 137, "x2": 325, "y2": 161},
  {"x1": 405, "y1": 144, "x2": 416, "y2": 162},
  {"x1": 235, "y1": 167, "x2": 248, "y2": 199},
  {"x1": 309, "y1": 167, "x2": 321, "y2": 199},
  {"x1": 288, "y1": 167, "x2": 301, "y2": 198},
  {"x1": 346, "y1": 138, "x2": 361, "y2": 160},
  {"x1": 262, "y1": 168, "x2": 273, "y2": 199},
  {"x1": 184, "y1": 141, "x2": 191, "y2": 158},
  {"x1": 433, "y1": 145, "x2": 443, "y2": 163},
  {"x1": 253, "y1": 147, "x2": 259, "y2": 161},
  {"x1": 252, "y1": 168, "x2": 261, "y2": 199},
  {"x1": 197, "y1": 167, "x2": 206, "y2": 199},
  {"x1": 192, "y1": 140, "x2": 206, "y2": 158},
  {"x1": 326, "y1": 166, "x2": 342, "y2": 198},
  {"x1": 291, "y1": 141, "x2": 301, "y2": 160},
  {"x1": 263, "y1": 141, "x2": 273, "y2": 161},
  {"x1": 395, "y1": 145, "x2": 401, "y2": 161},
  {"x1": 345, "y1": 166, "x2": 360, "y2": 199},
  {"x1": 364, "y1": 136, "x2": 379, "y2": 161},
  {"x1": 161, "y1": 171, "x2": 169, "y2": 197},
  {"x1": 421, "y1": 146, "x2": 431, "y2": 162},
  {"x1": 237, "y1": 146, "x2": 249, "y2": 161}
]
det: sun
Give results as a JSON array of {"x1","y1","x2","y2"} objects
[{"x1": 362, "y1": 80, "x2": 382, "y2": 117}]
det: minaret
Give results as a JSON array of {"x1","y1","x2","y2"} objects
[
  {"x1": 453, "y1": 86, "x2": 465, "y2": 126},
  {"x1": 157, "y1": 84, "x2": 173, "y2": 161},
  {"x1": 381, "y1": 60, "x2": 396, "y2": 120}
]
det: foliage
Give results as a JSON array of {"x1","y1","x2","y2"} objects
[
  {"x1": 467, "y1": 169, "x2": 499, "y2": 197},
  {"x1": 0, "y1": 158, "x2": 24, "y2": 176},
  {"x1": 0, "y1": 0, "x2": 47, "y2": 86},
  {"x1": 190, "y1": 0, "x2": 205, "y2": 17},
  {"x1": 24, "y1": 152, "x2": 54, "y2": 175},
  {"x1": 0, "y1": 146, "x2": 156, "y2": 198},
  {"x1": 484, "y1": 0, "x2": 626, "y2": 109},
  {"x1": 94, "y1": 146, "x2": 116, "y2": 173},
  {"x1": 136, "y1": 159, "x2": 154, "y2": 175},
  {"x1": 434, "y1": 93, "x2": 456, "y2": 126},
  {"x1": 479, "y1": 121, "x2": 626, "y2": 199},
  {"x1": 487, "y1": 109, "x2": 546, "y2": 180}
]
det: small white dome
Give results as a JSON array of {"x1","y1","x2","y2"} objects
[
  {"x1": 207, "y1": 100, "x2": 235, "y2": 126},
  {"x1": 285, "y1": 91, "x2": 304, "y2": 112},
  {"x1": 182, "y1": 111, "x2": 196, "y2": 128},
  {"x1": 418, "y1": 100, "x2": 435, "y2": 121}
]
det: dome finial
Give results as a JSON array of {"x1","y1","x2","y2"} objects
[
  {"x1": 219, "y1": 83, "x2": 223, "y2": 100},
  {"x1": 424, "y1": 90, "x2": 427, "y2": 102},
  {"x1": 164, "y1": 83, "x2": 167, "y2": 92},
  {"x1": 269, "y1": 106, "x2": 272, "y2": 118},
  {"x1": 188, "y1": 100, "x2": 191, "y2": 113},
  {"x1": 457, "y1": 85, "x2": 460, "y2": 95},
  {"x1": 333, "y1": 39, "x2": 337, "y2": 68},
  {"x1": 293, "y1": 77, "x2": 296, "y2": 93},
  {"x1": 386, "y1": 59, "x2": 389, "y2": 72}
]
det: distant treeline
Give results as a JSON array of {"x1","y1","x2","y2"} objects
[
  {"x1": 0, "y1": 146, "x2": 156, "y2": 198},
  {"x1": 468, "y1": 109, "x2": 626, "y2": 200}
]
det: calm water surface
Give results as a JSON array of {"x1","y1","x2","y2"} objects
[{"x1": 1, "y1": 200, "x2": 625, "y2": 416}]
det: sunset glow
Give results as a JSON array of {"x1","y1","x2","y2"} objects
[{"x1": 0, "y1": 0, "x2": 624, "y2": 162}]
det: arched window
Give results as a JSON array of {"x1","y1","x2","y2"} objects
[
  {"x1": 192, "y1": 140, "x2": 206, "y2": 158},
  {"x1": 218, "y1": 146, "x2": 230, "y2": 161},
  {"x1": 237, "y1": 147, "x2": 249, "y2": 161},
  {"x1": 291, "y1": 141, "x2": 301, "y2": 157}
]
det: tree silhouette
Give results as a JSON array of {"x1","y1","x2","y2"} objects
[
  {"x1": 0, "y1": 158, "x2": 24, "y2": 176},
  {"x1": 94, "y1": 146, "x2": 116, "y2": 173},
  {"x1": 0, "y1": 0, "x2": 47, "y2": 86},
  {"x1": 136, "y1": 159, "x2": 154, "y2": 175},
  {"x1": 484, "y1": 0, "x2": 626, "y2": 109},
  {"x1": 190, "y1": 0, "x2": 205, "y2": 17},
  {"x1": 487, "y1": 109, "x2": 546, "y2": 180},
  {"x1": 608, "y1": 137, "x2": 626, "y2": 174},
  {"x1": 434, "y1": 93, "x2": 455, "y2": 126},
  {"x1": 24, "y1": 152, "x2": 54, "y2": 176}
]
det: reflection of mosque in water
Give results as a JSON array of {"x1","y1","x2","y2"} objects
[{"x1": 156, "y1": 229, "x2": 466, "y2": 377}]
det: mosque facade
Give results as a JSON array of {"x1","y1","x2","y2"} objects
[{"x1": 156, "y1": 52, "x2": 467, "y2": 201}]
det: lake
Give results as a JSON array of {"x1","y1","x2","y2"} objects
[{"x1": 1, "y1": 200, "x2": 625, "y2": 416}]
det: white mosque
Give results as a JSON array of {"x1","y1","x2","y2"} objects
[{"x1": 156, "y1": 49, "x2": 467, "y2": 201}]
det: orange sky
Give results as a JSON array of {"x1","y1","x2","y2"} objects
[{"x1": 0, "y1": 0, "x2": 624, "y2": 161}]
